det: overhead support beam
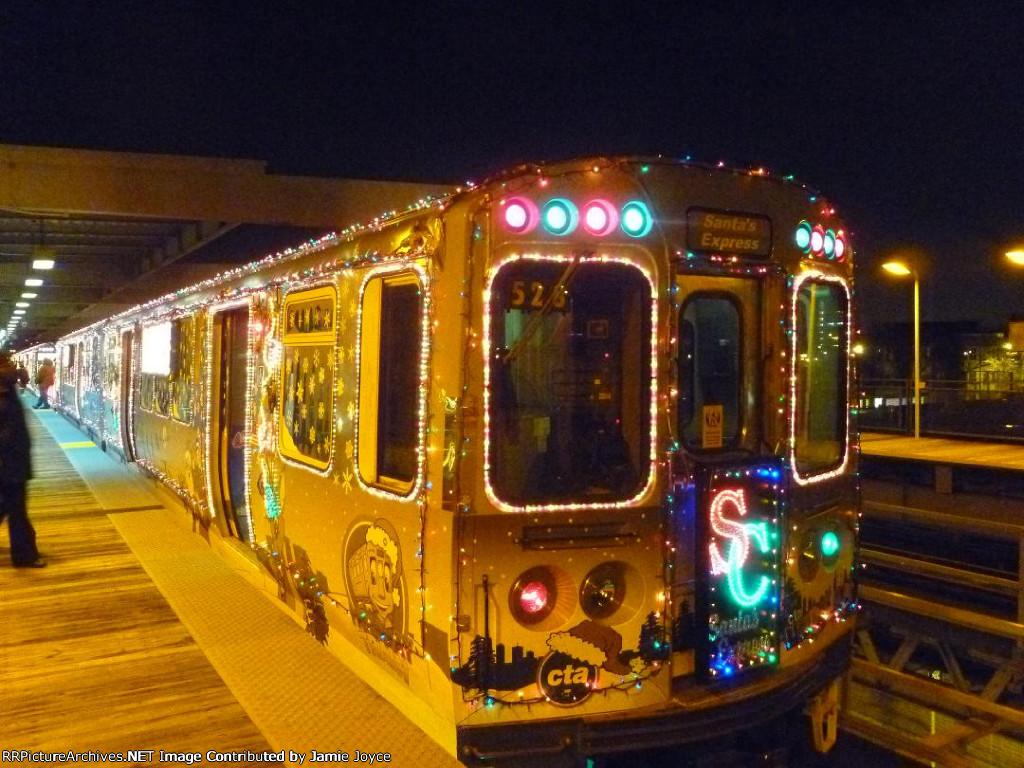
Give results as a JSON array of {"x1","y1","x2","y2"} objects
[{"x1": 0, "y1": 145, "x2": 447, "y2": 228}]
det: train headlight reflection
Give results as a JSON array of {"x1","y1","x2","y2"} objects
[{"x1": 580, "y1": 562, "x2": 626, "y2": 620}]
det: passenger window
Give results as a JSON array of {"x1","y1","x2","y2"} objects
[
  {"x1": 358, "y1": 272, "x2": 423, "y2": 493},
  {"x1": 140, "y1": 322, "x2": 172, "y2": 415},
  {"x1": 794, "y1": 281, "x2": 848, "y2": 476},
  {"x1": 170, "y1": 317, "x2": 196, "y2": 424},
  {"x1": 279, "y1": 286, "x2": 336, "y2": 470},
  {"x1": 678, "y1": 296, "x2": 741, "y2": 449}
]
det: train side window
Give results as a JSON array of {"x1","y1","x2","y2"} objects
[
  {"x1": 170, "y1": 317, "x2": 196, "y2": 424},
  {"x1": 678, "y1": 295, "x2": 741, "y2": 449},
  {"x1": 357, "y1": 272, "x2": 422, "y2": 494},
  {"x1": 279, "y1": 286, "x2": 336, "y2": 471},
  {"x1": 140, "y1": 322, "x2": 172, "y2": 415},
  {"x1": 794, "y1": 281, "x2": 848, "y2": 475}
]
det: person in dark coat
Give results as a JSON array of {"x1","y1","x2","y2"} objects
[{"x1": 0, "y1": 350, "x2": 45, "y2": 568}]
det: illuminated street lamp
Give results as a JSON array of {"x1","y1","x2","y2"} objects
[
  {"x1": 882, "y1": 260, "x2": 921, "y2": 438},
  {"x1": 1007, "y1": 249, "x2": 1024, "y2": 267}
]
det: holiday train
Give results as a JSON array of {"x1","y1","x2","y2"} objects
[{"x1": 28, "y1": 157, "x2": 858, "y2": 763}]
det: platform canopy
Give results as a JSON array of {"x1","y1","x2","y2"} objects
[{"x1": 0, "y1": 144, "x2": 447, "y2": 346}]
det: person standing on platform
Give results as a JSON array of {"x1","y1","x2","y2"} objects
[
  {"x1": 0, "y1": 350, "x2": 45, "y2": 568},
  {"x1": 33, "y1": 357, "x2": 54, "y2": 409}
]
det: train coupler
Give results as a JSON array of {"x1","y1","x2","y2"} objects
[{"x1": 808, "y1": 678, "x2": 840, "y2": 753}]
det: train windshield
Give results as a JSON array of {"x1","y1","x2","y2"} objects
[
  {"x1": 794, "y1": 280, "x2": 848, "y2": 474},
  {"x1": 488, "y1": 260, "x2": 652, "y2": 506}
]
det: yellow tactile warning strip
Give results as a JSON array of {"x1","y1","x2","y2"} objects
[
  {"x1": 109, "y1": 509, "x2": 459, "y2": 767},
  {"x1": 58, "y1": 440, "x2": 98, "y2": 448},
  {"x1": 860, "y1": 431, "x2": 1024, "y2": 471},
  {"x1": 2, "y1": 414, "x2": 281, "y2": 762}
]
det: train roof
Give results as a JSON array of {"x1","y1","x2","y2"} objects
[{"x1": 54, "y1": 156, "x2": 845, "y2": 341}]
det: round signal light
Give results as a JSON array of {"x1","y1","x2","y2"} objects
[
  {"x1": 821, "y1": 529, "x2": 842, "y2": 573},
  {"x1": 620, "y1": 201, "x2": 653, "y2": 238},
  {"x1": 834, "y1": 234, "x2": 847, "y2": 260},
  {"x1": 542, "y1": 198, "x2": 579, "y2": 236},
  {"x1": 502, "y1": 197, "x2": 538, "y2": 234},
  {"x1": 821, "y1": 531, "x2": 840, "y2": 557},
  {"x1": 810, "y1": 225, "x2": 825, "y2": 255},
  {"x1": 510, "y1": 566, "x2": 558, "y2": 625},
  {"x1": 795, "y1": 221, "x2": 812, "y2": 252},
  {"x1": 519, "y1": 582, "x2": 549, "y2": 614},
  {"x1": 581, "y1": 199, "x2": 619, "y2": 237},
  {"x1": 823, "y1": 229, "x2": 836, "y2": 258}
]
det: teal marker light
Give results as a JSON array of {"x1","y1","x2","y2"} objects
[
  {"x1": 823, "y1": 229, "x2": 836, "y2": 258},
  {"x1": 620, "y1": 201, "x2": 653, "y2": 238},
  {"x1": 795, "y1": 221, "x2": 812, "y2": 252},
  {"x1": 542, "y1": 198, "x2": 578, "y2": 236},
  {"x1": 820, "y1": 531, "x2": 840, "y2": 558}
]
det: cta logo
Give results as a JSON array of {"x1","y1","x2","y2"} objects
[{"x1": 538, "y1": 651, "x2": 598, "y2": 706}]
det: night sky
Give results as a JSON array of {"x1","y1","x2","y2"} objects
[{"x1": 0, "y1": 3, "x2": 1020, "y2": 330}]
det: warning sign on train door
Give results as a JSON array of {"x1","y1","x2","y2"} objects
[{"x1": 702, "y1": 405, "x2": 723, "y2": 449}]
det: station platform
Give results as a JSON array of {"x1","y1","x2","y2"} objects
[
  {"x1": 0, "y1": 395, "x2": 457, "y2": 766},
  {"x1": 861, "y1": 431, "x2": 1024, "y2": 471}
]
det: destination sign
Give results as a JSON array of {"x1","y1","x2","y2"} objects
[{"x1": 687, "y1": 208, "x2": 772, "y2": 257}]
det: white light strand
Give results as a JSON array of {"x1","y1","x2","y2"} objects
[
  {"x1": 481, "y1": 252, "x2": 659, "y2": 514},
  {"x1": 789, "y1": 270, "x2": 853, "y2": 486}
]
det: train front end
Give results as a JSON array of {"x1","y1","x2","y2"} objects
[{"x1": 451, "y1": 159, "x2": 857, "y2": 763}]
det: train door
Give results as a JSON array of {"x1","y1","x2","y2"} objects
[
  {"x1": 674, "y1": 274, "x2": 761, "y2": 454},
  {"x1": 669, "y1": 273, "x2": 763, "y2": 677},
  {"x1": 213, "y1": 306, "x2": 250, "y2": 540},
  {"x1": 120, "y1": 329, "x2": 136, "y2": 461}
]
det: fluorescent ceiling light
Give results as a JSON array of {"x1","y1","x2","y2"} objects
[
  {"x1": 16, "y1": 302, "x2": 30, "y2": 307},
  {"x1": 13, "y1": 309, "x2": 25, "y2": 315},
  {"x1": 25, "y1": 278, "x2": 43, "y2": 287},
  {"x1": 32, "y1": 259, "x2": 55, "y2": 270},
  {"x1": 21, "y1": 292, "x2": 37, "y2": 298}
]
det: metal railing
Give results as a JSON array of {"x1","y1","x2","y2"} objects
[
  {"x1": 859, "y1": 378, "x2": 1024, "y2": 442},
  {"x1": 847, "y1": 498, "x2": 1024, "y2": 765}
]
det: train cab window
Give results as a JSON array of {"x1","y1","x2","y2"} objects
[
  {"x1": 279, "y1": 286, "x2": 336, "y2": 471},
  {"x1": 794, "y1": 281, "x2": 849, "y2": 475},
  {"x1": 678, "y1": 296, "x2": 741, "y2": 449},
  {"x1": 140, "y1": 322, "x2": 172, "y2": 415},
  {"x1": 357, "y1": 272, "x2": 423, "y2": 493},
  {"x1": 487, "y1": 260, "x2": 652, "y2": 506}
]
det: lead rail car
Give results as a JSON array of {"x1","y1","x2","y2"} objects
[{"x1": 42, "y1": 158, "x2": 858, "y2": 763}]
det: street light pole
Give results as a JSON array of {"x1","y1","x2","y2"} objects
[
  {"x1": 913, "y1": 275, "x2": 920, "y2": 439},
  {"x1": 882, "y1": 260, "x2": 922, "y2": 438}
]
